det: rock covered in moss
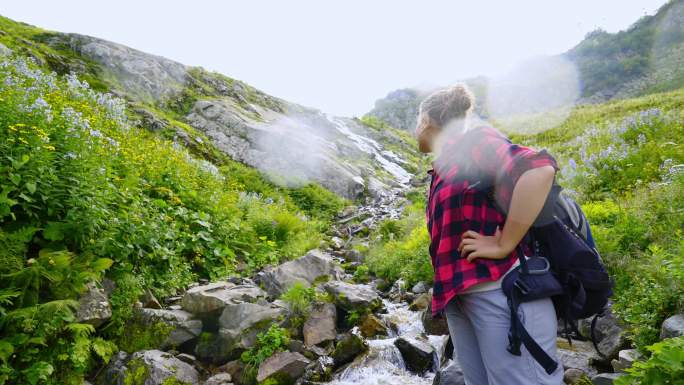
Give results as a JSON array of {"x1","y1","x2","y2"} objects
[
  {"x1": 324, "y1": 281, "x2": 382, "y2": 312},
  {"x1": 331, "y1": 333, "x2": 368, "y2": 368},
  {"x1": 358, "y1": 314, "x2": 389, "y2": 338},
  {"x1": 135, "y1": 308, "x2": 202, "y2": 349},
  {"x1": 104, "y1": 350, "x2": 199, "y2": 385},
  {"x1": 421, "y1": 302, "x2": 449, "y2": 336}
]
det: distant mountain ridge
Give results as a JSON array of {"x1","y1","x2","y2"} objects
[{"x1": 367, "y1": 0, "x2": 684, "y2": 130}]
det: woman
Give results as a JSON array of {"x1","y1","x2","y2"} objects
[{"x1": 417, "y1": 85, "x2": 563, "y2": 385}]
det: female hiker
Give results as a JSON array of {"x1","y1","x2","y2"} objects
[{"x1": 417, "y1": 84, "x2": 563, "y2": 385}]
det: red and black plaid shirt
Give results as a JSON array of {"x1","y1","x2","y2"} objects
[{"x1": 427, "y1": 126, "x2": 558, "y2": 316}]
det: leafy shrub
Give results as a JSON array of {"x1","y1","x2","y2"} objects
[
  {"x1": 240, "y1": 325, "x2": 290, "y2": 385},
  {"x1": 0, "y1": 56, "x2": 331, "y2": 384},
  {"x1": 615, "y1": 336, "x2": 684, "y2": 385},
  {"x1": 279, "y1": 282, "x2": 316, "y2": 327}
]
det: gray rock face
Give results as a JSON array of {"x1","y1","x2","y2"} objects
[
  {"x1": 591, "y1": 372, "x2": 624, "y2": 385},
  {"x1": 557, "y1": 338, "x2": 599, "y2": 378},
  {"x1": 303, "y1": 302, "x2": 337, "y2": 346},
  {"x1": 218, "y1": 301, "x2": 287, "y2": 352},
  {"x1": 394, "y1": 336, "x2": 437, "y2": 374},
  {"x1": 67, "y1": 34, "x2": 187, "y2": 101},
  {"x1": 660, "y1": 313, "x2": 684, "y2": 340},
  {"x1": 324, "y1": 281, "x2": 382, "y2": 312},
  {"x1": 114, "y1": 350, "x2": 199, "y2": 385},
  {"x1": 258, "y1": 249, "x2": 343, "y2": 297},
  {"x1": 135, "y1": 308, "x2": 202, "y2": 348},
  {"x1": 77, "y1": 282, "x2": 112, "y2": 327},
  {"x1": 433, "y1": 360, "x2": 465, "y2": 385},
  {"x1": 256, "y1": 351, "x2": 310, "y2": 383},
  {"x1": 204, "y1": 373, "x2": 233, "y2": 385},
  {"x1": 611, "y1": 349, "x2": 641, "y2": 373},
  {"x1": 579, "y1": 311, "x2": 628, "y2": 362},
  {"x1": 181, "y1": 281, "x2": 266, "y2": 314},
  {"x1": 412, "y1": 281, "x2": 429, "y2": 294}
]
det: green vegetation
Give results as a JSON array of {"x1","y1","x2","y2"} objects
[
  {"x1": 279, "y1": 282, "x2": 316, "y2": 328},
  {"x1": 615, "y1": 336, "x2": 684, "y2": 385},
  {"x1": 364, "y1": 188, "x2": 432, "y2": 288},
  {"x1": 240, "y1": 325, "x2": 290, "y2": 385},
  {"x1": 0, "y1": 56, "x2": 338, "y2": 384}
]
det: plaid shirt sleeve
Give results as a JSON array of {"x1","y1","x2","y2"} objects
[{"x1": 427, "y1": 126, "x2": 559, "y2": 317}]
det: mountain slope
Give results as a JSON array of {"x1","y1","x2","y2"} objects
[
  {"x1": 366, "y1": 0, "x2": 684, "y2": 131},
  {"x1": 0, "y1": 16, "x2": 421, "y2": 200}
]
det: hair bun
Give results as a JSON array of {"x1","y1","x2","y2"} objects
[{"x1": 420, "y1": 83, "x2": 474, "y2": 127}]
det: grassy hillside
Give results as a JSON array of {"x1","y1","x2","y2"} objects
[
  {"x1": 365, "y1": 87, "x2": 684, "y2": 353},
  {"x1": 0, "y1": 48, "x2": 346, "y2": 385}
]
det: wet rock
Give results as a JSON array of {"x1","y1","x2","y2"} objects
[
  {"x1": 358, "y1": 314, "x2": 389, "y2": 338},
  {"x1": 409, "y1": 292, "x2": 431, "y2": 311},
  {"x1": 218, "y1": 301, "x2": 287, "y2": 353},
  {"x1": 660, "y1": 313, "x2": 684, "y2": 340},
  {"x1": 77, "y1": 282, "x2": 112, "y2": 327},
  {"x1": 433, "y1": 360, "x2": 465, "y2": 385},
  {"x1": 303, "y1": 303, "x2": 337, "y2": 346},
  {"x1": 331, "y1": 333, "x2": 368, "y2": 368},
  {"x1": 591, "y1": 372, "x2": 624, "y2": 385},
  {"x1": 204, "y1": 373, "x2": 233, "y2": 385},
  {"x1": 257, "y1": 250, "x2": 344, "y2": 297},
  {"x1": 611, "y1": 349, "x2": 641, "y2": 372},
  {"x1": 412, "y1": 281, "x2": 429, "y2": 294},
  {"x1": 256, "y1": 351, "x2": 310, "y2": 383},
  {"x1": 181, "y1": 281, "x2": 266, "y2": 315},
  {"x1": 394, "y1": 336, "x2": 436, "y2": 374},
  {"x1": 324, "y1": 281, "x2": 382, "y2": 312},
  {"x1": 388, "y1": 279, "x2": 408, "y2": 302},
  {"x1": 564, "y1": 368, "x2": 588, "y2": 384},
  {"x1": 136, "y1": 308, "x2": 202, "y2": 348},
  {"x1": 114, "y1": 350, "x2": 199, "y2": 385},
  {"x1": 422, "y1": 302, "x2": 449, "y2": 336},
  {"x1": 298, "y1": 356, "x2": 335, "y2": 383}
]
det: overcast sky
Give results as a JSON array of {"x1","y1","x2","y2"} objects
[{"x1": 1, "y1": 1, "x2": 668, "y2": 116}]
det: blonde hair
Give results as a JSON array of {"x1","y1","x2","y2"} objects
[{"x1": 419, "y1": 84, "x2": 474, "y2": 128}]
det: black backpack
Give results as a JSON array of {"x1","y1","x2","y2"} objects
[{"x1": 500, "y1": 184, "x2": 614, "y2": 374}]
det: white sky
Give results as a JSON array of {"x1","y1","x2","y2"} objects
[{"x1": 1, "y1": 0, "x2": 668, "y2": 116}]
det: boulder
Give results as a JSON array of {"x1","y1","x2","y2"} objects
[
  {"x1": 217, "y1": 360, "x2": 244, "y2": 385},
  {"x1": 660, "y1": 313, "x2": 684, "y2": 340},
  {"x1": 181, "y1": 281, "x2": 266, "y2": 315},
  {"x1": 409, "y1": 292, "x2": 431, "y2": 311},
  {"x1": 432, "y1": 360, "x2": 465, "y2": 385},
  {"x1": 331, "y1": 333, "x2": 368, "y2": 368},
  {"x1": 135, "y1": 308, "x2": 202, "y2": 348},
  {"x1": 77, "y1": 282, "x2": 112, "y2": 327},
  {"x1": 422, "y1": 302, "x2": 449, "y2": 336},
  {"x1": 578, "y1": 311, "x2": 628, "y2": 363},
  {"x1": 412, "y1": 281, "x2": 429, "y2": 294},
  {"x1": 257, "y1": 250, "x2": 343, "y2": 297},
  {"x1": 611, "y1": 349, "x2": 641, "y2": 372},
  {"x1": 591, "y1": 373, "x2": 624, "y2": 385},
  {"x1": 324, "y1": 281, "x2": 382, "y2": 312},
  {"x1": 218, "y1": 301, "x2": 287, "y2": 352},
  {"x1": 564, "y1": 368, "x2": 588, "y2": 384},
  {"x1": 303, "y1": 303, "x2": 337, "y2": 347},
  {"x1": 204, "y1": 373, "x2": 233, "y2": 385},
  {"x1": 298, "y1": 356, "x2": 335, "y2": 383},
  {"x1": 358, "y1": 314, "x2": 389, "y2": 338},
  {"x1": 114, "y1": 350, "x2": 199, "y2": 385},
  {"x1": 256, "y1": 351, "x2": 310, "y2": 383},
  {"x1": 556, "y1": 338, "x2": 599, "y2": 378},
  {"x1": 394, "y1": 336, "x2": 436, "y2": 374}
]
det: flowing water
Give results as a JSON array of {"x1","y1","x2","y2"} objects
[{"x1": 325, "y1": 299, "x2": 449, "y2": 385}]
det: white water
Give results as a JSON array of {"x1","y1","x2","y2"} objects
[
  {"x1": 326, "y1": 115, "x2": 412, "y2": 185},
  {"x1": 325, "y1": 299, "x2": 446, "y2": 385}
]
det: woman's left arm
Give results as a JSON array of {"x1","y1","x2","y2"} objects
[{"x1": 458, "y1": 165, "x2": 556, "y2": 261}]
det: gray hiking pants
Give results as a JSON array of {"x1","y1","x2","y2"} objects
[{"x1": 445, "y1": 288, "x2": 564, "y2": 385}]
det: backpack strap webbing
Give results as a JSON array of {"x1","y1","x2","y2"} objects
[{"x1": 507, "y1": 288, "x2": 559, "y2": 375}]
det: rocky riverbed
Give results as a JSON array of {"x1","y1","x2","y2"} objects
[{"x1": 80, "y1": 186, "x2": 684, "y2": 385}]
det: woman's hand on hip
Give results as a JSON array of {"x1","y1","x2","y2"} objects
[{"x1": 458, "y1": 227, "x2": 513, "y2": 262}]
